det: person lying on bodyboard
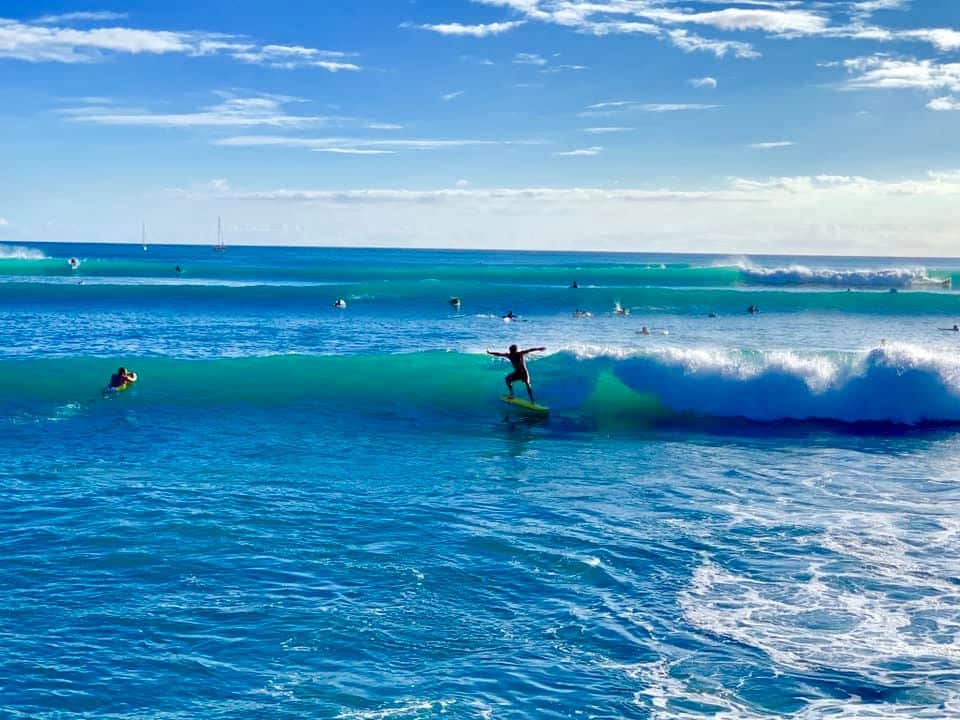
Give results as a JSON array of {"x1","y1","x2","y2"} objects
[{"x1": 486, "y1": 344, "x2": 546, "y2": 403}]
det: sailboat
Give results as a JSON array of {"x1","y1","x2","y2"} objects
[
  {"x1": 213, "y1": 217, "x2": 226, "y2": 252},
  {"x1": 141, "y1": 221, "x2": 148, "y2": 251}
]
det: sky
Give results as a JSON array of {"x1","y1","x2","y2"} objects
[{"x1": 1, "y1": 0, "x2": 959, "y2": 255}]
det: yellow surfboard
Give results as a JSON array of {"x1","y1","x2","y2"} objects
[{"x1": 501, "y1": 396, "x2": 549, "y2": 414}]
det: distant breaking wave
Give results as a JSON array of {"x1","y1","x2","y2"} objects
[
  {"x1": 736, "y1": 262, "x2": 948, "y2": 289},
  {"x1": 4, "y1": 344, "x2": 960, "y2": 427},
  {"x1": 0, "y1": 244, "x2": 46, "y2": 260}
]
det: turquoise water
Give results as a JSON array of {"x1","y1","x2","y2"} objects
[{"x1": 3, "y1": 243, "x2": 960, "y2": 718}]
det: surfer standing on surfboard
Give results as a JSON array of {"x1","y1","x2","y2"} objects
[{"x1": 486, "y1": 345, "x2": 546, "y2": 403}]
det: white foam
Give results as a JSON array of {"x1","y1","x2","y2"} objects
[
  {"x1": 557, "y1": 342, "x2": 960, "y2": 424},
  {"x1": 737, "y1": 262, "x2": 944, "y2": 288},
  {"x1": 0, "y1": 244, "x2": 46, "y2": 260}
]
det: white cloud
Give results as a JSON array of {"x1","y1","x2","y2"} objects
[
  {"x1": 216, "y1": 135, "x2": 538, "y2": 153},
  {"x1": 667, "y1": 29, "x2": 760, "y2": 59},
  {"x1": 727, "y1": 170, "x2": 960, "y2": 197},
  {"x1": 144, "y1": 168, "x2": 960, "y2": 253},
  {"x1": 689, "y1": 76, "x2": 718, "y2": 89},
  {"x1": 582, "y1": 127, "x2": 633, "y2": 133},
  {"x1": 181, "y1": 170, "x2": 960, "y2": 205},
  {"x1": 586, "y1": 100, "x2": 721, "y2": 113},
  {"x1": 836, "y1": 55, "x2": 960, "y2": 92},
  {"x1": 403, "y1": 20, "x2": 524, "y2": 37},
  {"x1": 928, "y1": 96, "x2": 960, "y2": 111},
  {"x1": 748, "y1": 141, "x2": 796, "y2": 149},
  {"x1": 898, "y1": 28, "x2": 960, "y2": 52},
  {"x1": 0, "y1": 16, "x2": 359, "y2": 69},
  {"x1": 189, "y1": 186, "x2": 745, "y2": 203},
  {"x1": 849, "y1": 0, "x2": 910, "y2": 19},
  {"x1": 34, "y1": 11, "x2": 128, "y2": 24},
  {"x1": 456, "y1": 179, "x2": 471, "y2": 187},
  {"x1": 62, "y1": 95, "x2": 369, "y2": 129},
  {"x1": 0, "y1": 217, "x2": 8, "y2": 226},
  {"x1": 313, "y1": 148, "x2": 397, "y2": 155},
  {"x1": 513, "y1": 52, "x2": 547, "y2": 65},
  {"x1": 442, "y1": 90, "x2": 464, "y2": 101},
  {"x1": 554, "y1": 146, "x2": 603, "y2": 156},
  {"x1": 230, "y1": 45, "x2": 360, "y2": 71},
  {"x1": 650, "y1": 7, "x2": 829, "y2": 35}
]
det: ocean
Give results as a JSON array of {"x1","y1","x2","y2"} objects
[{"x1": 3, "y1": 242, "x2": 960, "y2": 719}]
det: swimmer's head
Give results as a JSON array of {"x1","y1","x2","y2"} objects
[{"x1": 509, "y1": 344, "x2": 518, "y2": 353}]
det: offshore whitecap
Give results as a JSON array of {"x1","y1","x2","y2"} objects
[{"x1": 2, "y1": 243, "x2": 960, "y2": 719}]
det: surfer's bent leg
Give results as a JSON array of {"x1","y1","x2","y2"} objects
[{"x1": 505, "y1": 371, "x2": 520, "y2": 397}]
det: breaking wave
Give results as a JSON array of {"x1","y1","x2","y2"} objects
[{"x1": 3, "y1": 343, "x2": 960, "y2": 427}]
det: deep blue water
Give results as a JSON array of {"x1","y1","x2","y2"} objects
[{"x1": 3, "y1": 243, "x2": 960, "y2": 718}]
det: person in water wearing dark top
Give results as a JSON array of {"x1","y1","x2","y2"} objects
[
  {"x1": 571, "y1": 280, "x2": 579, "y2": 289},
  {"x1": 109, "y1": 367, "x2": 136, "y2": 388},
  {"x1": 486, "y1": 344, "x2": 546, "y2": 402},
  {"x1": 175, "y1": 265, "x2": 182, "y2": 274}
]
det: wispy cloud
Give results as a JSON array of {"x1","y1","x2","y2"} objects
[
  {"x1": 230, "y1": 45, "x2": 359, "y2": 71},
  {"x1": 555, "y1": 146, "x2": 603, "y2": 156},
  {"x1": 689, "y1": 76, "x2": 718, "y2": 89},
  {"x1": 513, "y1": 52, "x2": 547, "y2": 65},
  {"x1": 314, "y1": 148, "x2": 397, "y2": 155},
  {"x1": 184, "y1": 185, "x2": 750, "y2": 204},
  {"x1": 402, "y1": 20, "x2": 524, "y2": 37},
  {"x1": 582, "y1": 127, "x2": 633, "y2": 134},
  {"x1": 33, "y1": 11, "x2": 128, "y2": 24},
  {"x1": 442, "y1": 90, "x2": 464, "y2": 101},
  {"x1": 216, "y1": 135, "x2": 540, "y2": 153},
  {"x1": 586, "y1": 100, "x2": 721, "y2": 113},
  {"x1": 62, "y1": 94, "x2": 393, "y2": 129},
  {"x1": 748, "y1": 141, "x2": 795, "y2": 149},
  {"x1": 0, "y1": 16, "x2": 359, "y2": 70},
  {"x1": 667, "y1": 29, "x2": 760, "y2": 59}
]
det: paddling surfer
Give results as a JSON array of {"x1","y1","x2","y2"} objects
[{"x1": 487, "y1": 344, "x2": 545, "y2": 403}]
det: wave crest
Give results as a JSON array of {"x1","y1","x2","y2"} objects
[{"x1": 737, "y1": 262, "x2": 947, "y2": 288}]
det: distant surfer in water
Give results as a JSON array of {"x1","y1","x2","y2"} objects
[
  {"x1": 108, "y1": 367, "x2": 137, "y2": 389},
  {"x1": 487, "y1": 344, "x2": 545, "y2": 402}
]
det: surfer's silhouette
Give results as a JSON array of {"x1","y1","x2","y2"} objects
[{"x1": 487, "y1": 344, "x2": 545, "y2": 402}]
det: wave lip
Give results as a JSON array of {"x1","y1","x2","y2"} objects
[
  {"x1": 737, "y1": 262, "x2": 947, "y2": 289},
  {"x1": 0, "y1": 244, "x2": 46, "y2": 260}
]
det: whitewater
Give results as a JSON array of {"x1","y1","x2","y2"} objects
[{"x1": 3, "y1": 243, "x2": 960, "y2": 719}]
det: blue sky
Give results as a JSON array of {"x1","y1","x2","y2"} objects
[{"x1": 1, "y1": 0, "x2": 959, "y2": 254}]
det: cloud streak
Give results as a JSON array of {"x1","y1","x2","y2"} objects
[
  {"x1": 403, "y1": 20, "x2": 524, "y2": 37},
  {"x1": 0, "y1": 16, "x2": 359, "y2": 70},
  {"x1": 554, "y1": 146, "x2": 603, "y2": 156},
  {"x1": 62, "y1": 95, "x2": 394, "y2": 129}
]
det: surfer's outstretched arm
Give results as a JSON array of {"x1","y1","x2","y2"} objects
[
  {"x1": 521, "y1": 347, "x2": 546, "y2": 354},
  {"x1": 487, "y1": 350, "x2": 508, "y2": 357}
]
